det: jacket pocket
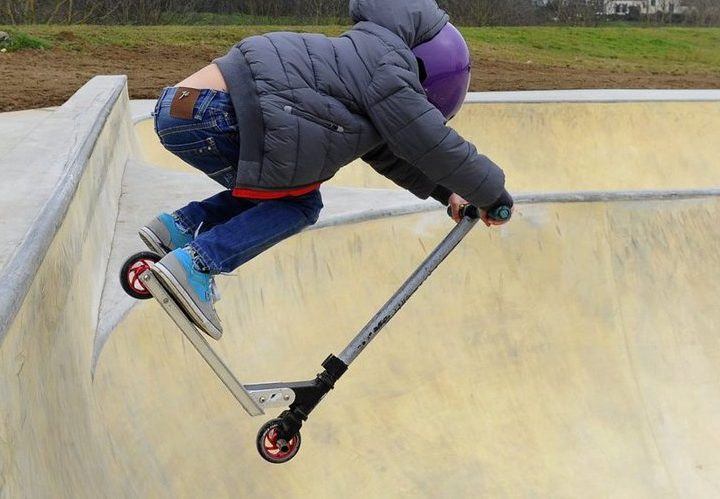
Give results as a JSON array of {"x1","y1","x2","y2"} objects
[{"x1": 284, "y1": 106, "x2": 345, "y2": 133}]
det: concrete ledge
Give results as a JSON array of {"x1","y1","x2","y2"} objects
[{"x1": 0, "y1": 76, "x2": 130, "y2": 342}]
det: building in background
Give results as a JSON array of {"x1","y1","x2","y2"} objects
[
  {"x1": 532, "y1": 0, "x2": 688, "y2": 19},
  {"x1": 604, "y1": 0, "x2": 688, "y2": 16}
]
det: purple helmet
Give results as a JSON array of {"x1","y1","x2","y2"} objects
[{"x1": 412, "y1": 23, "x2": 471, "y2": 121}]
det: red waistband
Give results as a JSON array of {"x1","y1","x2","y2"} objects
[{"x1": 232, "y1": 183, "x2": 321, "y2": 200}]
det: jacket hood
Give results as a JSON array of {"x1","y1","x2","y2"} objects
[{"x1": 349, "y1": 0, "x2": 449, "y2": 48}]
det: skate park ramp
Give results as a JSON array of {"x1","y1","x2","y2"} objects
[{"x1": 2, "y1": 76, "x2": 720, "y2": 497}]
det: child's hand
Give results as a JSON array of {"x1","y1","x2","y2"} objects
[{"x1": 448, "y1": 193, "x2": 469, "y2": 223}]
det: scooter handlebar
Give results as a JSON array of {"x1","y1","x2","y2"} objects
[{"x1": 446, "y1": 204, "x2": 512, "y2": 222}]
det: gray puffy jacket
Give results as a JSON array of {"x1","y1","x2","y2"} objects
[{"x1": 214, "y1": 0, "x2": 508, "y2": 209}]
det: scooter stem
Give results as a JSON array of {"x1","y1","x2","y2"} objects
[
  {"x1": 337, "y1": 208, "x2": 482, "y2": 365},
  {"x1": 256, "y1": 204, "x2": 510, "y2": 461}
]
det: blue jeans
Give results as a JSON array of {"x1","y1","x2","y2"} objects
[{"x1": 153, "y1": 87, "x2": 323, "y2": 274}]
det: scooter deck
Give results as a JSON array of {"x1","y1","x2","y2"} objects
[{"x1": 139, "y1": 269, "x2": 265, "y2": 417}]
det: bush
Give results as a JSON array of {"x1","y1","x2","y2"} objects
[{"x1": 0, "y1": 31, "x2": 51, "y2": 51}]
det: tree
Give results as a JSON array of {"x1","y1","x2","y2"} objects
[{"x1": 684, "y1": 0, "x2": 720, "y2": 25}]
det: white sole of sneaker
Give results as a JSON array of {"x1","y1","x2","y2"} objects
[
  {"x1": 138, "y1": 227, "x2": 170, "y2": 256},
  {"x1": 151, "y1": 262, "x2": 223, "y2": 340}
]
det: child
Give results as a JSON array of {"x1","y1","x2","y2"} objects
[{"x1": 143, "y1": 0, "x2": 514, "y2": 340}]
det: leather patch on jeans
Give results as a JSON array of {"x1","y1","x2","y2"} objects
[{"x1": 170, "y1": 87, "x2": 201, "y2": 120}]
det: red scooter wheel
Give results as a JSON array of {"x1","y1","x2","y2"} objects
[
  {"x1": 120, "y1": 251, "x2": 161, "y2": 300},
  {"x1": 256, "y1": 419, "x2": 302, "y2": 464}
]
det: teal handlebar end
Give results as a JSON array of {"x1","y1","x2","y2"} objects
[{"x1": 488, "y1": 205, "x2": 512, "y2": 222}]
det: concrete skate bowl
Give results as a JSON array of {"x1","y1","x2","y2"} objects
[{"x1": 2, "y1": 76, "x2": 720, "y2": 497}]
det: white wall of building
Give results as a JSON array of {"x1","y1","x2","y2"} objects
[{"x1": 604, "y1": 0, "x2": 687, "y2": 15}]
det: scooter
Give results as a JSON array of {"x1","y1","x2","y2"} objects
[{"x1": 119, "y1": 204, "x2": 511, "y2": 463}]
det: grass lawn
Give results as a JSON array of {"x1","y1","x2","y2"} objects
[{"x1": 461, "y1": 26, "x2": 720, "y2": 74}]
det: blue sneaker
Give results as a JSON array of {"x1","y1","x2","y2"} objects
[
  {"x1": 152, "y1": 247, "x2": 223, "y2": 339},
  {"x1": 139, "y1": 213, "x2": 193, "y2": 256}
]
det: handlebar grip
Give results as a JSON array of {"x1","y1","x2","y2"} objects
[
  {"x1": 446, "y1": 205, "x2": 512, "y2": 221},
  {"x1": 447, "y1": 205, "x2": 479, "y2": 219}
]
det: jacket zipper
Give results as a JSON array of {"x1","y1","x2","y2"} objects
[{"x1": 284, "y1": 106, "x2": 345, "y2": 133}]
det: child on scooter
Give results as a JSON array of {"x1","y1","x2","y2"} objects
[{"x1": 142, "y1": 0, "x2": 513, "y2": 339}]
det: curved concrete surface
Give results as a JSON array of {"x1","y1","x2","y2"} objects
[{"x1": 1, "y1": 78, "x2": 720, "y2": 497}]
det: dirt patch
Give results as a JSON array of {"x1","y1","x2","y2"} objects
[
  {"x1": 55, "y1": 31, "x2": 78, "y2": 42},
  {"x1": 0, "y1": 45, "x2": 213, "y2": 111},
  {"x1": 471, "y1": 56, "x2": 720, "y2": 91},
  {"x1": 1, "y1": 44, "x2": 719, "y2": 112}
]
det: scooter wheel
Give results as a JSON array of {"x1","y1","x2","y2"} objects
[
  {"x1": 256, "y1": 419, "x2": 302, "y2": 464},
  {"x1": 120, "y1": 251, "x2": 161, "y2": 300}
]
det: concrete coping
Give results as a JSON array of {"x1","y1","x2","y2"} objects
[
  {"x1": 514, "y1": 188, "x2": 720, "y2": 204},
  {"x1": 0, "y1": 76, "x2": 128, "y2": 341}
]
